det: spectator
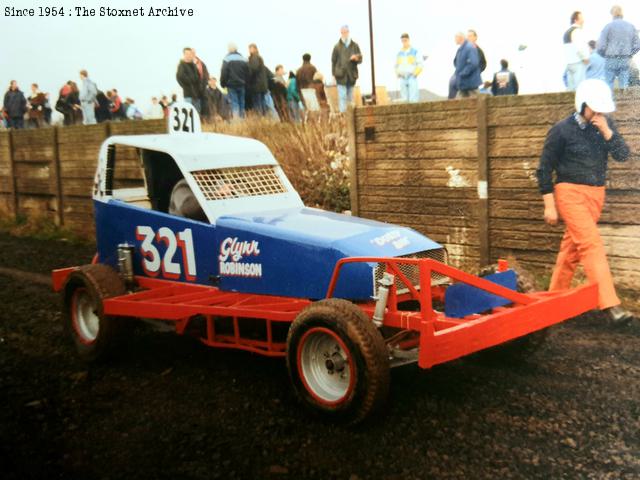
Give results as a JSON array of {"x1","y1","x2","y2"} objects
[
  {"x1": 467, "y1": 30, "x2": 487, "y2": 74},
  {"x1": 159, "y1": 95, "x2": 170, "y2": 117},
  {"x1": 27, "y1": 83, "x2": 48, "y2": 128},
  {"x1": 287, "y1": 71, "x2": 302, "y2": 122},
  {"x1": 3, "y1": 80, "x2": 27, "y2": 129},
  {"x1": 247, "y1": 43, "x2": 269, "y2": 115},
  {"x1": 125, "y1": 98, "x2": 143, "y2": 120},
  {"x1": 296, "y1": 53, "x2": 318, "y2": 91},
  {"x1": 563, "y1": 11, "x2": 589, "y2": 91},
  {"x1": 270, "y1": 64, "x2": 289, "y2": 122},
  {"x1": 55, "y1": 82, "x2": 81, "y2": 126},
  {"x1": 94, "y1": 90, "x2": 112, "y2": 123},
  {"x1": 331, "y1": 25, "x2": 362, "y2": 112},
  {"x1": 491, "y1": 59, "x2": 519, "y2": 96},
  {"x1": 170, "y1": 93, "x2": 178, "y2": 106},
  {"x1": 205, "y1": 77, "x2": 230, "y2": 121},
  {"x1": 176, "y1": 48, "x2": 202, "y2": 111},
  {"x1": 79, "y1": 69, "x2": 98, "y2": 125},
  {"x1": 193, "y1": 49, "x2": 210, "y2": 116},
  {"x1": 586, "y1": 40, "x2": 606, "y2": 81},
  {"x1": 311, "y1": 71, "x2": 329, "y2": 114},
  {"x1": 146, "y1": 96, "x2": 164, "y2": 119},
  {"x1": 597, "y1": 5, "x2": 640, "y2": 89},
  {"x1": 263, "y1": 68, "x2": 280, "y2": 121},
  {"x1": 453, "y1": 32, "x2": 481, "y2": 98},
  {"x1": 395, "y1": 33, "x2": 423, "y2": 103},
  {"x1": 220, "y1": 42, "x2": 250, "y2": 119},
  {"x1": 107, "y1": 89, "x2": 126, "y2": 120}
]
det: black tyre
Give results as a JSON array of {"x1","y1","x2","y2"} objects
[
  {"x1": 286, "y1": 298, "x2": 390, "y2": 424},
  {"x1": 63, "y1": 264, "x2": 127, "y2": 362},
  {"x1": 479, "y1": 264, "x2": 548, "y2": 359}
]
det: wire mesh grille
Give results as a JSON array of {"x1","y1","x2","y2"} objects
[
  {"x1": 191, "y1": 165, "x2": 287, "y2": 200},
  {"x1": 375, "y1": 249, "x2": 449, "y2": 292}
]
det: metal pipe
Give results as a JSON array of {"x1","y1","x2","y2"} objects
[{"x1": 368, "y1": 0, "x2": 377, "y2": 105}]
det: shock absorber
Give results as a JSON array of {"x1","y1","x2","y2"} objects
[
  {"x1": 117, "y1": 243, "x2": 135, "y2": 288},
  {"x1": 372, "y1": 272, "x2": 395, "y2": 327}
]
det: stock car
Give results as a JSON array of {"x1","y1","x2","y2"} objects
[{"x1": 52, "y1": 104, "x2": 598, "y2": 423}]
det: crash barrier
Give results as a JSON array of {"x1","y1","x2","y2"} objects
[{"x1": 348, "y1": 89, "x2": 640, "y2": 289}]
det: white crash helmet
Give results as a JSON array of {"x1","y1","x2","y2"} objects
[{"x1": 575, "y1": 79, "x2": 615, "y2": 114}]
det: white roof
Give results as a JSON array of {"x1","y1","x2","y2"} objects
[
  {"x1": 105, "y1": 132, "x2": 278, "y2": 171},
  {"x1": 96, "y1": 132, "x2": 303, "y2": 223}
]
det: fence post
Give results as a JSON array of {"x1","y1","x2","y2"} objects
[
  {"x1": 347, "y1": 105, "x2": 359, "y2": 216},
  {"x1": 476, "y1": 95, "x2": 490, "y2": 267},
  {"x1": 7, "y1": 130, "x2": 18, "y2": 219},
  {"x1": 51, "y1": 126, "x2": 64, "y2": 226}
]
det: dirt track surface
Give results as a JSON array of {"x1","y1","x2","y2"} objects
[{"x1": 1, "y1": 233, "x2": 639, "y2": 479}]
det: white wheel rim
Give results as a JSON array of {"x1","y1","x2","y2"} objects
[
  {"x1": 299, "y1": 329, "x2": 353, "y2": 404},
  {"x1": 73, "y1": 289, "x2": 99, "y2": 342}
]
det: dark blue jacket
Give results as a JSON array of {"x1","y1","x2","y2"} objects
[
  {"x1": 220, "y1": 52, "x2": 250, "y2": 89},
  {"x1": 454, "y1": 40, "x2": 482, "y2": 91},
  {"x1": 536, "y1": 114, "x2": 629, "y2": 194},
  {"x1": 491, "y1": 69, "x2": 519, "y2": 96}
]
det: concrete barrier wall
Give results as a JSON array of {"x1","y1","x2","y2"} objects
[{"x1": 349, "y1": 89, "x2": 640, "y2": 288}]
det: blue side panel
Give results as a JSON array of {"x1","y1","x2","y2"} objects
[
  {"x1": 94, "y1": 200, "x2": 218, "y2": 284},
  {"x1": 214, "y1": 220, "x2": 375, "y2": 300},
  {"x1": 95, "y1": 202, "x2": 445, "y2": 301},
  {"x1": 444, "y1": 270, "x2": 518, "y2": 318}
]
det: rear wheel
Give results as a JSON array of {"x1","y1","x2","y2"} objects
[
  {"x1": 479, "y1": 264, "x2": 548, "y2": 359},
  {"x1": 286, "y1": 298, "x2": 390, "y2": 424},
  {"x1": 63, "y1": 264, "x2": 127, "y2": 362}
]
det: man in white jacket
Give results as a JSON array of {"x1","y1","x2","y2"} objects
[
  {"x1": 564, "y1": 11, "x2": 590, "y2": 91},
  {"x1": 79, "y1": 69, "x2": 98, "y2": 125}
]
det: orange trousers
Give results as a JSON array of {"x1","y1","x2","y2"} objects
[{"x1": 549, "y1": 183, "x2": 620, "y2": 309}]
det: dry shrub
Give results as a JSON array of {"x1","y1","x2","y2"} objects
[{"x1": 202, "y1": 116, "x2": 350, "y2": 212}]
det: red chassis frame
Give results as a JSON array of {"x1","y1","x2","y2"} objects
[{"x1": 52, "y1": 258, "x2": 598, "y2": 369}]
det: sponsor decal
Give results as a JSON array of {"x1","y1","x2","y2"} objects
[
  {"x1": 370, "y1": 230, "x2": 411, "y2": 250},
  {"x1": 218, "y1": 237, "x2": 262, "y2": 278}
]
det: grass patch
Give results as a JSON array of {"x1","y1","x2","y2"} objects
[{"x1": 0, "y1": 213, "x2": 88, "y2": 244}]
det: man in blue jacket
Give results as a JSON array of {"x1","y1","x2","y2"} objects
[
  {"x1": 453, "y1": 32, "x2": 481, "y2": 98},
  {"x1": 220, "y1": 43, "x2": 250, "y2": 119},
  {"x1": 597, "y1": 5, "x2": 640, "y2": 89}
]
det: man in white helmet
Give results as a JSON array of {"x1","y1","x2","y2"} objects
[{"x1": 536, "y1": 79, "x2": 633, "y2": 324}]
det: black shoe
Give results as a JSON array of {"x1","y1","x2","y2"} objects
[{"x1": 604, "y1": 306, "x2": 635, "y2": 326}]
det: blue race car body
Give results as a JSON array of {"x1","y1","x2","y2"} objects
[{"x1": 92, "y1": 131, "x2": 446, "y2": 300}]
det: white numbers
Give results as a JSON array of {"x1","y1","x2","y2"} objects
[
  {"x1": 177, "y1": 229, "x2": 197, "y2": 281},
  {"x1": 167, "y1": 101, "x2": 201, "y2": 134},
  {"x1": 157, "y1": 227, "x2": 181, "y2": 278},
  {"x1": 136, "y1": 226, "x2": 197, "y2": 280},
  {"x1": 136, "y1": 226, "x2": 161, "y2": 276}
]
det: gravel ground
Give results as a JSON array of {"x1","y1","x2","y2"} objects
[{"x1": 1, "y1": 232, "x2": 639, "y2": 479}]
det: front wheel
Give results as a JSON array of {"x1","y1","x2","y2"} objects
[
  {"x1": 63, "y1": 264, "x2": 127, "y2": 362},
  {"x1": 286, "y1": 299, "x2": 390, "y2": 424}
]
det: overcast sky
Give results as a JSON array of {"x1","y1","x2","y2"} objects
[{"x1": 2, "y1": 0, "x2": 639, "y2": 112}]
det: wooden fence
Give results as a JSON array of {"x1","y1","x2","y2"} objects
[
  {"x1": 349, "y1": 90, "x2": 640, "y2": 288},
  {"x1": 0, "y1": 120, "x2": 165, "y2": 234}
]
